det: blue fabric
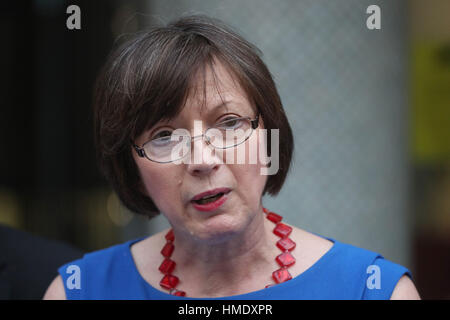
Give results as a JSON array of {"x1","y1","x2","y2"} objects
[{"x1": 58, "y1": 236, "x2": 412, "y2": 300}]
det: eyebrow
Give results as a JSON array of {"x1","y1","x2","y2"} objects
[
  {"x1": 159, "y1": 99, "x2": 232, "y2": 124},
  {"x1": 144, "y1": 98, "x2": 247, "y2": 143},
  {"x1": 200, "y1": 100, "x2": 231, "y2": 115},
  {"x1": 148, "y1": 100, "x2": 233, "y2": 134}
]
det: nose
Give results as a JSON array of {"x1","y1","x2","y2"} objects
[{"x1": 186, "y1": 134, "x2": 221, "y2": 176}]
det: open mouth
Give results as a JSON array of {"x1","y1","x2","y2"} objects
[
  {"x1": 192, "y1": 192, "x2": 226, "y2": 205},
  {"x1": 190, "y1": 188, "x2": 231, "y2": 211}
]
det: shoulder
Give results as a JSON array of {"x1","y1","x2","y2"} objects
[
  {"x1": 390, "y1": 275, "x2": 421, "y2": 300},
  {"x1": 129, "y1": 229, "x2": 170, "y2": 288},
  {"x1": 43, "y1": 275, "x2": 66, "y2": 300},
  {"x1": 54, "y1": 239, "x2": 144, "y2": 299},
  {"x1": 291, "y1": 228, "x2": 418, "y2": 299},
  {"x1": 339, "y1": 242, "x2": 419, "y2": 300},
  {"x1": 289, "y1": 227, "x2": 334, "y2": 276},
  {"x1": 290, "y1": 227, "x2": 377, "y2": 276}
]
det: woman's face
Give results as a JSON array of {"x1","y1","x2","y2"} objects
[{"x1": 133, "y1": 61, "x2": 268, "y2": 242}]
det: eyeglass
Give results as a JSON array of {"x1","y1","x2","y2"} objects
[{"x1": 133, "y1": 115, "x2": 259, "y2": 163}]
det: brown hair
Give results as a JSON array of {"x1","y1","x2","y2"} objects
[{"x1": 93, "y1": 14, "x2": 294, "y2": 218}]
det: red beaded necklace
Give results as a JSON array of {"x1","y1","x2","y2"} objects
[{"x1": 158, "y1": 208, "x2": 296, "y2": 297}]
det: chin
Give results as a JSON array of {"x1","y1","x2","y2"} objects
[{"x1": 193, "y1": 213, "x2": 246, "y2": 244}]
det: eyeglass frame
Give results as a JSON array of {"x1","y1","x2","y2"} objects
[{"x1": 132, "y1": 114, "x2": 260, "y2": 164}]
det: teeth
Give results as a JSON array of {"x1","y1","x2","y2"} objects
[
  {"x1": 201, "y1": 193, "x2": 221, "y2": 200},
  {"x1": 196, "y1": 193, "x2": 224, "y2": 204}
]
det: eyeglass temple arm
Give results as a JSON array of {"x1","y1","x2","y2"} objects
[
  {"x1": 131, "y1": 141, "x2": 145, "y2": 158},
  {"x1": 251, "y1": 115, "x2": 259, "y2": 129}
]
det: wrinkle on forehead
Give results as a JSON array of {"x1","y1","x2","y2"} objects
[{"x1": 182, "y1": 57, "x2": 248, "y2": 116}]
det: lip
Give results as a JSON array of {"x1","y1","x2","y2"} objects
[
  {"x1": 191, "y1": 187, "x2": 231, "y2": 201},
  {"x1": 190, "y1": 187, "x2": 231, "y2": 212},
  {"x1": 191, "y1": 194, "x2": 229, "y2": 212}
]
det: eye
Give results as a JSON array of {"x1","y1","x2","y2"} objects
[
  {"x1": 148, "y1": 130, "x2": 174, "y2": 147},
  {"x1": 152, "y1": 130, "x2": 172, "y2": 140},
  {"x1": 216, "y1": 116, "x2": 243, "y2": 130}
]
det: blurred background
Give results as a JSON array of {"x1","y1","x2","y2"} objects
[{"x1": 0, "y1": 0, "x2": 449, "y2": 299}]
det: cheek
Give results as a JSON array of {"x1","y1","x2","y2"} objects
[
  {"x1": 137, "y1": 161, "x2": 183, "y2": 212},
  {"x1": 238, "y1": 164, "x2": 267, "y2": 199},
  {"x1": 220, "y1": 127, "x2": 268, "y2": 167},
  {"x1": 229, "y1": 136, "x2": 268, "y2": 204}
]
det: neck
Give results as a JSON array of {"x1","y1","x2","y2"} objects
[{"x1": 171, "y1": 208, "x2": 279, "y2": 296}]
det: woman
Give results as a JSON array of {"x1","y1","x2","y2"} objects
[{"x1": 44, "y1": 14, "x2": 420, "y2": 300}]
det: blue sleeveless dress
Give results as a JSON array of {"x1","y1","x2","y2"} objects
[{"x1": 58, "y1": 236, "x2": 411, "y2": 300}]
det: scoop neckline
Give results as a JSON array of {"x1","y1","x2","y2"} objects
[{"x1": 125, "y1": 233, "x2": 339, "y2": 299}]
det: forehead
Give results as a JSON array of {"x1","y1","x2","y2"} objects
[{"x1": 182, "y1": 59, "x2": 253, "y2": 114}]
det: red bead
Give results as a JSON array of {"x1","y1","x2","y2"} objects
[
  {"x1": 161, "y1": 242, "x2": 174, "y2": 258},
  {"x1": 276, "y1": 252, "x2": 296, "y2": 267},
  {"x1": 263, "y1": 207, "x2": 269, "y2": 214},
  {"x1": 170, "y1": 289, "x2": 186, "y2": 296},
  {"x1": 165, "y1": 229, "x2": 175, "y2": 242},
  {"x1": 276, "y1": 237, "x2": 296, "y2": 252},
  {"x1": 159, "y1": 258, "x2": 176, "y2": 274},
  {"x1": 273, "y1": 223, "x2": 292, "y2": 238},
  {"x1": 160, "y1": 274, "x2": 179, "y2": 290},
  {"x1": 266, "y1": 212, "x2": 283, "y2": 224},
  {"x1": 272, "y1": 268, "x2": 292, "y2": 284}
]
